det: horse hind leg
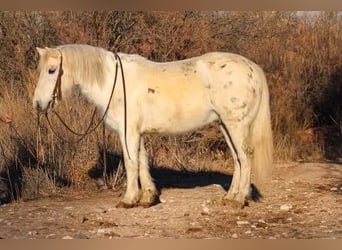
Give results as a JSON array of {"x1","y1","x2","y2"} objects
[
  {"x1": 138, "y1": 137, "x2": 159, "y2": 207},
  {"x1": 219, "y1": 120, "x2": 252, "y2": 208},
  {"x1": 218, "y1": 125, "x2": 240, "y2": 200}
]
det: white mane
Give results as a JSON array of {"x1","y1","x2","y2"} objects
[{"x1": 57, "y1": 44, "x2": 111, "y2": 88}]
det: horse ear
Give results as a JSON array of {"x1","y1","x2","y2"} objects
[
  {"x1": 44, "y1": 47, "x2": 60, "y2": 58},
  {"x1": 36, "y1": 47, "x2": 46, "y2": 56}
]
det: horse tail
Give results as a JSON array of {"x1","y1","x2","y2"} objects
[{"x1": 250, "y1": 69, "x2": 273, "y2": 190}]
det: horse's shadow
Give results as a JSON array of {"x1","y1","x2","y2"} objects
[
  {"x1": 151, "y1": 167, "x2": 262, "y2": 202},
  {"x1": 88, "y1": 149, "x2": 231, "y2": 191},
  {"x1": 151, "y1": 166, "x2": 231, "y2": 191},
  {"x1": 89, "y1": 150, "x2": 262, "y2": 202}
]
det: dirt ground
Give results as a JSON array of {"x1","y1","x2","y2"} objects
[{"x1": 0, "y1": 162, "x2": 341, "y2": 239}]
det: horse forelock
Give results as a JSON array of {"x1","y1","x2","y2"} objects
[
  {"x1": 37, "y1": 51, "x2": 54, "y2": 72},
  {"x1": 57, "y1": 44, "x2": 109, "y2": 88}
]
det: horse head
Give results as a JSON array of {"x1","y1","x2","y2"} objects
[{"x1": 33, "y1": 47, "x2": 69, "y2": 113}]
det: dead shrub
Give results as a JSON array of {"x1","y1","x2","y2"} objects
[{"x1": 0, "y1": 11, "x2": 340, "y2": 201}]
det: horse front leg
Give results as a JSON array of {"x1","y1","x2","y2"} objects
[
  {"x1": 116, "y1": 133, "x2": 141, "y2": 208},
  {"x1": 138, "y1": 137, "x2": 159, "y2": 207}
]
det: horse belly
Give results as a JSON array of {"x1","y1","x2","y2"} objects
[{"x1": 141, "y1": 95, "x2": 217, "y2": 134}]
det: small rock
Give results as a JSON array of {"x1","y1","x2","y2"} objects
[
  {"x1": 330, "y1": 187, "x2": 338, "y2": 191},
  {"x1": 280, "y1": 204, "x2": 292, "y2": 211},
  {"x1": 245, "y1": 230, "x2": 252, "y2": 234},
  {"x1": 95, "y1": 178, "x2": 106, "y2": 188},
  {"x1": 186, "y1": 227, "x2": 202, "y2": 233},
  {"x1": 97, "y1": 228, "x2": 107, "y2": 234},
  {"x1": 201, "y1": 206, "x2": 210, "y2": 215},
  {"x1": 28, "y1": 231, "x2": 38, "y2": 236},
  {"x1": 232, "y1": 233, "x2": 238, "y2": 238},
  {"x1": 160, "y1": 198, "x2": 166, "y2": 203},
  {"x1": 46, "y1": 234, "x2": 56, "y2": 239},
  {"x1": 73, "y1": 233, "x2": 89, "y2": 239},
  {"x1": 62, "y1": 236, "x2": 73, "y2": 239},
  {"x1": 254, "y1": 221, "x2": 268, "y2": 228},
  {"x1": 64, "y1": 206, "x2": 74, "y2": 210},
  {"x1": 81, "y1": 216, "x2": 89, "y2": 223},
  {"x1": 236, "y1": 220, "x2": 249, "y2": 225}
]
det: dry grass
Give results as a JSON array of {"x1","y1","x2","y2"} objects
[{"x1": 0, "y1": 11, "x2": 341, "y2": 202}]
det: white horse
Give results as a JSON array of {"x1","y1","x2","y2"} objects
[{"x1": 32, "y1": 44, "x2": 273, "y2": 208}]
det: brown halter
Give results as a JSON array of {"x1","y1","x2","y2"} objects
[
  {"x1": 45, "y1": 50, "x2": 131, "y2": 159},
  {"x1": 52, "y1": 51, "x2": 64, "y2": 102}
]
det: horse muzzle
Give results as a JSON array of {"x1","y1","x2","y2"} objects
[
  {"x1": 33, "y1": 100, "x2": 44, "y2": 113},
  {"x1": 33, "y1": 99, "x2": 55, "y2": 114}
]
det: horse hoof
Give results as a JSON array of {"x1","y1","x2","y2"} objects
[
  {"x1": 221, "y1": 198, "x2": 247, "y2": 209},
  {"x1": 138, "y1": 189, "x2": 160, "y2": 208},
  {"x1": 139, "y1": 196, "x2": 160, "y2": 208},
  {"x1": 115, "y1": 201, "x2": 136, "y2": 209}
]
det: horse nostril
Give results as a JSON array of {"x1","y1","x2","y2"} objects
[{"x1": 34, "y1": 100, "x2": 42, "y2": 111}]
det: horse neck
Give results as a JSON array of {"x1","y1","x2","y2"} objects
[{"x1": 69, "y1": 54, "x2": 120, "y2": 112}]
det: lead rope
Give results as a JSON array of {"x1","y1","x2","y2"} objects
[
  {"x1": 114, "y1": 53, "x2": 131, "y2": 160},
  {"x1": 36, "y1": 113, "x2": 43, "y2": 197},
  {"x1": 102, "y1": 122, "x2": 107, "y2": 188},
  {"x1": 43, "y1": 51, "x2": 131, "y2": 156},
  {"x1": 45, "y1": 57, "x2": 117, "y2": 142}
]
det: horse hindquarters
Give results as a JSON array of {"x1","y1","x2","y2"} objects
[{"x1": 212, "y1": 66, "x2": 272, "y2": 207}]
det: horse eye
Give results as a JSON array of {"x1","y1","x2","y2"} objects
[{"x1": 48, "y1": 68, "x2": 56, "y2": 74}]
